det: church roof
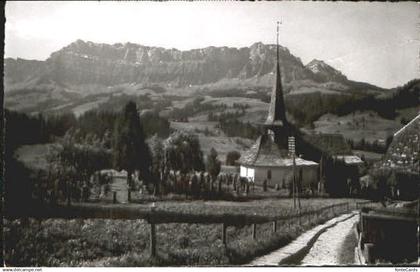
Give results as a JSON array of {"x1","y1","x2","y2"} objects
[
  {"x1": 240, "y1": 134, "x2": 318, "y2": 167},
  {"x1": 265, "y1": 22, "x2": 287, "y2": 126},
  {"x1": 240, "y1": 23, "x2": 317, "y2": 168}
]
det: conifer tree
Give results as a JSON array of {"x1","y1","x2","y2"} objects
[
  {"x1": 207, "y1": 148, "x2": 221, "y2": 181},
  {"x1": 113, "y1": 101, "x2": 152, "y2": 187}
]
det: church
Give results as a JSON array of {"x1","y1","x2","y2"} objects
[{"x1": 239, "y1": 23, "x2": 319, "y2": 190}]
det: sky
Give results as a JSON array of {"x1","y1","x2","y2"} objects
[{"x1": 5, "y1": 1, "x2": 419, "y2": 88}]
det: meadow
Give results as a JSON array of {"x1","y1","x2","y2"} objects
[{"x1": 4, "y1": 198, "x2": 357, "y2": 266}]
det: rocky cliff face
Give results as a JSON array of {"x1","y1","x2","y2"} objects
[
  {"x1": 305, "y1": 59, "x2": 347, "y2": 83},
  {"x1": 5, "y1": 40, "x2": 329, "y2": 88}
]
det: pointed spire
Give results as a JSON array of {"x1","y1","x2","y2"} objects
[{"x1": 265, "y1": 21, "x2": 287, "y2": 126}]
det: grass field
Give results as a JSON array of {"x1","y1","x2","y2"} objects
[
  {"x1": 313, "y1": 111, "x2": 401, "y2": 143},
  {"x1": 4, "y1": 198, "x2": 356, "y2": 266}
]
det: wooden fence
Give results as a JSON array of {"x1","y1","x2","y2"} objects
[
  {"x1": 5, "y1": 200, "x2": 372, "y2": 257},
  {"x1": 355, "y1": 200, "x2": 375, "y2": 209}
]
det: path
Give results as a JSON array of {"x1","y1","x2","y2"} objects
[
  {"x1": 301, "y1": 213, "x2": 358, "y2": 265},
  {"x1": 247, "y1": 211, "x2": 358, "y2": 266}
]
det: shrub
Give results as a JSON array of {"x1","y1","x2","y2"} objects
[{"x1": 226, "y1": 151, "x2": 241, "y2": 166}]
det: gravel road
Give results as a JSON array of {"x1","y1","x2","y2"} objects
[
  {"x1": 301, "y1": 214, "x2": 358, "y2": 265},
  {"x1": 247, "y1": 212, "x2": 358, "y2": 266}
]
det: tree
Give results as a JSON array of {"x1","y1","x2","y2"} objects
[
  {"x1": 141, "y1": 111, "x2": 171, "y2": 138},
  {"x1": 226, "y1": 150, "x2": 241, "y2": 166},
  {"x1": 47, "y1": 128, "x2": 112, "y2": 202},
  {"x1": 164, "y1": 131, "x2": 204, "y2": 174},
  {"x1": 113, "y1": 101, "x2": 152, "y2": 187},
  {"x1": 149, "y1": 135, "x2": 166, "y2": 194},
  {"x1": 207, "y1": 148, "x2": 221, "y2": 181}
]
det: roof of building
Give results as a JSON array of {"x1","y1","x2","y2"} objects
[
  {"x1": 335, "y1": 155, "x2": 364, "y2": 165},
  {"x1": 265, "y1": 24, "x2": 287, "y2": 127},
  {"x1": 240, "y1": 133, "x2": 318, "y2": 167},
  {"x1": 240, "y1": 24, "x2": 318, "y2": 168},
  {"x1": 379, "y1": 112, "x2": 420, "y2": 174},
  {"x1": 393, "y1": 113, "x2": 420, "y2": 137}
]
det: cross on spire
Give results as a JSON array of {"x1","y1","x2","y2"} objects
[{"x1": 277, "y1": 20, "x2": 281, "y2": 47}]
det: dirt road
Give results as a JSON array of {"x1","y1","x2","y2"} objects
[
  {"x1": 247, "y1": 212, "x2": 358, "y2": 266},
  {"x1": 301, "y1": 214, "x2": 358, "y2": 265}
]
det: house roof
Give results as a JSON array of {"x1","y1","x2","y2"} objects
[
  {"x1": 393, "y1": 113, "x2": 420, "y2": 137},
  {"x1": 380, "y1": 112, "x2": 420, "y2": 174},
  {"x1": 240, "y1": 134, "x2": 318, "y2": 167},
  {"x1": 335, "y1": 155, "x2": 364, "y2": 165}
]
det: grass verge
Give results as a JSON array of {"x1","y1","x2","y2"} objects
[{"x1": 4, "y1": 198, "x2": 353, "y2": 266}]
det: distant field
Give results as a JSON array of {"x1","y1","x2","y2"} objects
[
  {"x1": 313, "y1": 111, "x2": 402, "y2": 143},
  {"x1": 396, "y1": 106, "x2": 420, "y2": 123},
  {"x1": 3, "y1": 198, "x2": 355, "y2": 266},
  {"x1": 170, "y1": 121, "x2": 218, "y2": 134},
  {"x1": 198, "y1": 135, "x2": 253, "y2": 162},
  {"x1": 170, "y1": 121, "x2": 254, "y2": 161},
  {"x1": 14, "y1": 144, "x2": 56, "y2": 171},
  {"x1": 72, "y1": 97, "x2": 110, "y2": 117}
]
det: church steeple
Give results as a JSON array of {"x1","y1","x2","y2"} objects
[{"x1": 266, "y1": 21, "x2": 287, "y2": 126}]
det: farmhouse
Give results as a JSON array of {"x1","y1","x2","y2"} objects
[
  {"x1": 239, "y1": 25, "x2": 318, "y2": 189},
  {"x1": 383, "y1": 112, "x2": 420, "y2": 174},
  {"x1": 375, "y1": 112, "x2": 420, "y2": 200}
]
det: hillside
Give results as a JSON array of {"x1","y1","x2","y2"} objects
[{"x1": 4, "y1": 40, "x2": 418, "y2": 155}]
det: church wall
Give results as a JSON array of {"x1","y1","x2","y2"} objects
[
  {"x1": 253, "y1": 165, "x2": 318, "y2": 189},
  {"x1": 240, "y1": 166, "x2": 255, "y2": 179}
]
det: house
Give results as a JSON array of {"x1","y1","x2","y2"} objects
[{"x1": 375, "y1": 113, "x2": 420, "y2": 200}]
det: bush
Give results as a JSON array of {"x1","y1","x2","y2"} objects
[{"x1": 226, "y1": 151, "x2": 241, "y2": 166}]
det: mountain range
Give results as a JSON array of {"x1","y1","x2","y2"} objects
[
  {"x1": 5, "y1": 40, "x2": 384, "y2": 89},
  {"x1": 4, "y1": 40, "x2": 404, "y2": 115}
]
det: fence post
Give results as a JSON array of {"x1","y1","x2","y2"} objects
[
  {"x1": 364, "y1": 243, "x2": 375, "y2": 263},
  {"x1": 298, "y1": 211, "x2": 302, "y2": 226},
  {"x1": 128, "y1": 189, "x2": 131, "y2": 203},
  {"x1": 222, "y1": 224, "x2": 227, "y2": 245},
  {"x1": 252, "y1": 224, "x2": 257, "y2": 240},
  {"x1": 272, "y1": 221, "x2": 277, "y2": 232},
  {"x1": 67, "y1": 192, "x2": 71, "y2": 206},
  {"x1": 113, "y1": 191, "x2": 117, "y2": 204},
  {"x1": 150, "y1": 223, "x2": 156, "y2": 257}
]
